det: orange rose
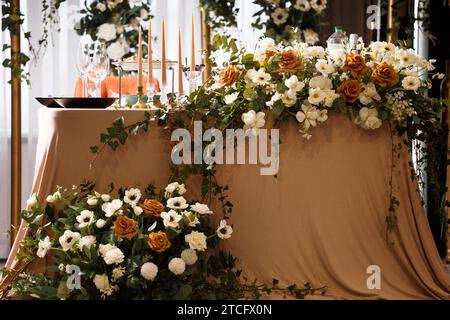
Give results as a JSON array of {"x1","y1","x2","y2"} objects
[
  {"x1": 344, "y1": 54, "x2": 368, "y2": 79},
  {"x1": 113, "y1": 215, "x2": 138, "y2": 239},
  {"x1": 219, "y1": 65, "x2": 239, "y2": 87},
  {"x1": 141, "y1": 199, "x2": 165, "y2": 218},
  {"x1": 278, "y1": 49, "x2": 304, "y2": 71},
  {"x1": 337, "y1": 80, "x2": 362, "y2": 103},
  {"x1": 147, "y1": 231, "x2": 171, "y2": 253},
  {"x1": 371, "y1": 62, "x2": 399, "y2": 87}
]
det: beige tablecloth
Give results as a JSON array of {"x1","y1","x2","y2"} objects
[{"x1": 1, "y1": 108, "x2": 449, "y2": 299}]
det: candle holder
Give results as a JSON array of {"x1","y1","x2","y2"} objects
[
  {"x1": 132, "y1": 85, "x2": 147, "y2": 109},
  {"x1": 183, "y1": 64, "x2": 205, "y2": 94},
  {"x1": 146, "y1": 78, "x2": 155, "y2": 103},
  {"x1": 159, "y1": 83, "x2": 169, "y2": 105}
]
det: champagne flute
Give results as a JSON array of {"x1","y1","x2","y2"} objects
[
  {"x1": 87, "y1": 42, "x2": 110, "y2": 97},
  {"x1": 76, "y1": 43, "x2": 91, "y2": 97}
]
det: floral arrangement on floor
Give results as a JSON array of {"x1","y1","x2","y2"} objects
[
  {"x1": 7, "y1": 181, "x2": 323, "y2": 300},
  {"x1": 74, "y1": 0, "x2": 151, "y2": 61},
  {"x1": 200, "y1": 0, "x2": 325, "y2": 44}
]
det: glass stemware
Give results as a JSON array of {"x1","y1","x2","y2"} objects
[
  {"x1": 76, "y1": 43, "x2": 91, "y2": 97},
  {"x1": 87, "y1": 42, "x2": 110, "y2": 97}
]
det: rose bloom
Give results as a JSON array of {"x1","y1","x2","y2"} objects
[
  {"x1": 148, "y1": 231, "x2": 171, "y2": 253},
  {"x1": 371, "y1": 62, "x2": 399, "y2": 87},
  {"x1": 278, "y1": 49, "x2": 304, "y2": 71},
  {"x1": 112, "y1": 215, "x2": 138, "y2": 239},
  {"x1": 337, "y1": 80, "x2": 362, "y2": 103},
  {"x1": 344, "y1": 54, "x2": 368, "y2": 79},
  {"x1": 141, "y1": 199, "x2": 165, "y2": 217},
  {"x1": 219, "y1": 65, "x2": 239, "y2": 87}
]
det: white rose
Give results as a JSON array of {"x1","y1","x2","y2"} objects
[
  {"x1": 365, "y1": 116, "x2": 383, "y2": 129},
  {"x1": 168, "y1": 258, "x2": 186, "y2": 275},
  {"x1": 140, "y1": 262, "x2": 158, "y2": 281},
  {"x1": 185, "y1": 231, "x2": 207, "y2": 251},
  {"x1": 106, "y1": 40, "x2": 128, "y2": 61},
  {"x1": 87, "y1": 198, "x2": 98, "y2": 206},
  {"x1": 93, "y1": 274, "x2": 110, "y2": 292},
  {"x1": 99, "y1": 243, "x2": 116, "y2": 256},
  {"x1": 181, "y1": 249, "x2": 198, "y2": 266},
  {"x1": 304, "y1": 46, "x2": 326, "y2": 59},
  {"x1": 101, "y1": 194, "x2": 111, "y2": 202},
  {"x1": 97, "y1": 23, "x2": 117, "y2": 42}
]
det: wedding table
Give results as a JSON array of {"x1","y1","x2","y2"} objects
[{"x1": 1, "y1": 108, "x2": 449, "y2": 299}]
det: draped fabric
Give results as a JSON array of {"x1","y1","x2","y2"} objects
[{"x1": 1, "y1": 109, "x2": 448, "y2": 299}]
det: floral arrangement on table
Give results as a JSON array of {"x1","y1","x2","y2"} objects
[
  {"x1": 7, "y1": 182, "x2": 323, "y2": 300},
  {"x1": 200, "y1": 0, "x2": 326, "y2": 44},
  {"x1": 74, "y1": 0, "x2": 151, "y2": 61}
]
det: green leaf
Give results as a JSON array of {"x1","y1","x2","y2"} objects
[
  {"x1": 175, "y1": 284, "x2": 193, "y2": 300},
  {"x1": 89, "y1": 145, "x2": 98, "y2": 154}
]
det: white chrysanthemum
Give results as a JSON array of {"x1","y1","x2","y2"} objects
[
  {"x1": 26, "y1": 193, "x2": 38, "y2": 208},
  {"x1": 303, "y1": 29, "x2": 319, "y2": 45},
  {"x1": 294, "y1": 0, "x2": 311, "y2": 11},
  {"x1": 359, "y1": 83, "x2": 381, "y2": 105},
  {"x1": 402, "y1": 76, "x2": 421, "y2": 91},
  {"x1": 101, "y1": 194, "x2": 111, "y2": 202},
  {"x1": 271, "y1": 7, "x2": 289, "y2": 26},
  {"x1": 93, "y1": 274, "x2": 110, "y2": 293},
  {"x1": 140, "y1": 262, "x2": 158, "y2": 281},
  {"x1": 168, "y1": 258, "x2": 186, "y2": 275},
  {"x1": 87, "y1": 197, "x2": 98, "y2": 206},
  {"x1": 97, "y1": 23, "x2": 117, "y2": 42},
  {"x1": 104, "y1": 247, "x2": 125, "y2": 265},
  {"x1": 59, "y1": 230, "x2": 81, "y2": 251},
  {"x1": 102, "y1": 199, "x2": 123, "y2": 218},
  {"x1": 166, "y1": 196, "x2": 189, "y2": 210},
  {"x1": 37, "y1": 236, "x2": 51, "y2": 258},
  {"x1": 78, "y1": 235, "x2": 97, "y2": 250},
  {"x1": 315, "y1": 59, "x2": 335, "y2": 76},
  {"x1": 242, "y1": 110, "x2": 266, "y2": 136},
  {"x1": 46, "y1": 191, "x2": 61, "y2": 203},
  {"x1": 309, "y1": 76, "x2": 332, "y2": 90},
  {"x1": 304, "y1": 46, "x2": 326, "y2": 59},
  {"x1": 285, "y1": 75, "x2": 305, "y2": 92},
  {"x1": 182, "y1": 211, "x2": 200, "y2": 227},
  {"x1": 181, "y1": 248, "x2": 198, "y2": 266},
  {"x1": 216, "y1": 220, "x2": 233, "y2": 240},
  {"x1": 185, "y1": 231, "x2": 208, "y2": 251},
  {"x1": 252, "y1": 68, "x2": 272, "y2": 86},
  {"x1": 224, "y1": 92, "x2": 239, "y2": 105},
  {"x1": 161, "y1": 210, "x2": 182, "y2": 228},
  {"x1": 99, "y1": 243, "x2": 116, "y2": 257},
  {"x1": 76, "y1": 210, "x2": 95, "y2": 229},
  {"x1": 124, "y1": 188, "x2": 142, "y2": 205},
  {"x1": 190, "y1": 202, "x2": 213, "y2": 215},
  {"x1": 96, "y1": 219, "x2": 106, "y2": 229},
  {"x1": 308, "y1": 88, "x2": 326, "y2": 105},
  {"x1": 355, "y1": 107, "x2": 383, "y2": 130}
]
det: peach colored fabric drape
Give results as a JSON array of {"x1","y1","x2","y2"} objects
[
  {"x1": 1, "y1": 109, "x2": 449, "y2": 299},
  {"x1": 74, "y1": 76, "x2": 161, "y2": 97}
]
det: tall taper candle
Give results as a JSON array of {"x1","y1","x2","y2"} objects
[
  {"x1": 137, "y1": 27, "x2": 143, "y2": 88},
  {"x1": 148, "y1": 19, "x2": 153, "y2": 84},
  {"x1": 190, "y1": 13, "x2": 195, "y2": 72},
  {"x1": 178, "y1": 29, "x2": 183, "y2": 95},
  {"x1": 161, "y1": 17, "x2": 167, "y2": 86}
]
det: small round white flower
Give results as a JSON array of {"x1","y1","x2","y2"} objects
[
  {"x1": 140, "y1": 262, "x2": 158, "y2": 281},
  {"x1": 101, "y1": 194, "x2": 111, "y2": 202},
  {"x1": 104, "y1": 247, "x2": 125, "y2": 265},
  {"x1": 224, "y1": 92, "x2": 239, "y2": 105},
  {"x1": 168, "y1": 258, "x2": 186, "y2": 275},
  {"x1": 93, "y1": 274, "x2": 110, "y2": 292},
  {"x1": 96, "y1": 219, "x2": 107, "y2": 229},
  {"x1": 271, "y1": 7, "x2": 289, "y2": 26},
  {"x1": 355, "y1": 107, "x2": 383, "y2": 130},
  {"x1": 124, "y1": 188, "x2": 142, "y2": 205},
  {"x1": 161, "y1": 210, "x2": 183, "y2": 228},
  {"x1": 87, "y1": 197, "x2": 98, "y2": 206},
  {"x1": 190, "y1": 202, "x2": 213, "y2": 215},
  {"x1": 166, "y1": 197, "x2": 189, "y2": 210},
  {"x1": 78, "y1": 235, "x2": 97, "y2": 250},
  {"x1": 59, "y1": 230, "x2": 81, "y2": 251},
  {"x1": 76, "y1": 210, "x2": 95, "y2": 229},
  {"x1": 26, "y1": 193, "x2": 38, "y2": 208},
  {"x1": 216, "y1": 220, "x2": 233, "y2": 240},
  {"x1": 46, "y1": 191, "x2": 61, "y2": 203},
  {"x1": 185, "y1": 231, "x2": 208, "y2": 251},
  {"x1": 181, "y1": 248, "x2": 198, "y2": 266},
  {"x1": 37, "y1": 236, "x2": 51, "y2": 258},
  {"x1": 402, "y1": 76, "x2": 421, "y2": 91},
  {"x1": 97, "y1": 23, "x2": 117, "y2": 42}
]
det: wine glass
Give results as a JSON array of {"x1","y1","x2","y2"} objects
[
  {"x1": 76, "y1": 43, "x2": 91, "y2": 97},
  {"x1": 87, "y1": 42, "x2": 110, "y2": 97}
]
